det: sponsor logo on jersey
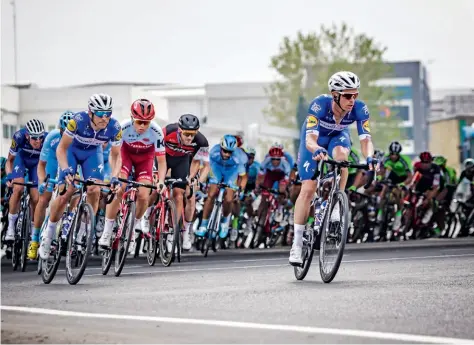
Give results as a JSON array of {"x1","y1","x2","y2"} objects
[
  {"x1": 11, "y1": 139, "x2": 17, "y2": 149},
  {"x1": 362, "y1": 120, "x2": 371, "y2": 133},
  {"x1": 114, "y1": 130, "x2": 123, "y2": 141},
  {"x1": 306, "y1": 116, "x2": 318, "y2": 129},
  {"x1": 319, "y1": 121, "x2": 350, "y2": 131},
  {"x1": 67, "y1": 119, "x2": 77, "y2": 132},
  {"x1": 362, "y1": 105, "x2": 369, "y2": 116},
  {"x1": 310, "y1": 102, "x2": 322, "y2": 114}
]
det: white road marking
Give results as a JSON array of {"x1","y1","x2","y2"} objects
[
  {"x1": 84, "y1": 253, "x2": 474, "y2": 277},
  {"x1": 1, "y1": 305, "x2": 473, "y2": 344}
]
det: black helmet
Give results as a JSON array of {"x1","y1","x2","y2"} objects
[{"x1": 178, "y1": 114, "x2": 200, "y2": 130}]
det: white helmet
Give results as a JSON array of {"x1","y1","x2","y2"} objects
[
  {"x1": 25, "y1": 119, "x2": 45, "y2": 136},
  {"x1": 328, "y1": 71, "x2": 360, "y2": 92},
  {"x1": 88, "y1": 93, "x2": 113, "y2": 112}
]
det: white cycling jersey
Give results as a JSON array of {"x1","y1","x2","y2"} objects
[{"x1": 120, "y1": 120, "x2": 165, "y2": 156}]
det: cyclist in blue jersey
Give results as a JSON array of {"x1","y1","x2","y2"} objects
[
  {"x1": 244, "y1": 147, "x2": 261, "y2": 193},
  {"x1": 39, "y1": 93, "x2": 123, "y2": 259},
  {"x1": 101, "y1": 142, "x2": 112, "y2": 182},
  {"x1": 4, "y1": 119, "x2": 47, "y2": 242},
  {"x1": 289, "y1": 71, "x2": 378, "y2": 265},
  {"x1": 196, "y1": 135, "x2": 247, "y2": 239},
  {"x1": 27, "y1": 111, "x2": 74, "y2": 259}
]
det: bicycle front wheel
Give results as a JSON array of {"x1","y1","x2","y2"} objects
[
  {"x1": 294, "y1": 227, "x2": 315, "y2": 280},
  {"x1": 114, "y1": 202, "x2": 135, "y2": 277},
  {"x1": 159, "y1": 199, "x2": 179, "y2": 266},
  {"x1": 65, "y1": 203, "x2": 95, "y2": 285},
  {"x1": 319, "y1": 190, "x2": 349, "y2": 283},
  {"x1": 20, "y1": 207, "x2": 31, "y2": 272}
]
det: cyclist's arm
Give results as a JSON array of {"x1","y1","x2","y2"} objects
[
  {"x1": 156, "y1": 154, "x2": 166, "y2": 186},
  {"x1": 306, "y1": 133, "x2": 323, "y2": 154},
  {"x1": 37, "y1": 160, "x2": 47, "y2": 185},
  {"x1": 360, "y1": 137, "x2": 374, "y2": 161},
  {"x1": 57, "y1": 135, "x2": 73, "y2": 171},
  {"x1": 109, "y1": 144, "x2": 122, "y2": 179},
  {"x1": 5, "y1": 153, "x2": 15, "y2": 176}
]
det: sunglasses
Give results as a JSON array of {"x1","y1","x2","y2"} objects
[
  {"x1": 181, "y1": 131, "x2": 197, "y2": 138},
  {"x1": 222, "y1": 149, "x2": 233, "y2": 155},
  {"x1": 93, "y1": 111, "x2": 113, "y2": 118},
  {"x1": 133, "y1": 119, "x2": 150, "y2": 126},
  {"x1": 339, "y1": 92, "x2": 359, "y2": 100},
  {"x1": 30, "y1": 135, "x2": 44, "y2": 141},
  {"x1": 271, "y1": 158, "x2": 281, "y2": 161}
]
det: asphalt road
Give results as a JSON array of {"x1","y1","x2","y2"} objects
[{"x1": 2, "y1": 239, "x2": 474, "y2": 344}]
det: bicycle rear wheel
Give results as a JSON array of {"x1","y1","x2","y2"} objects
[
  {"x1": 159, "y1": 199, "x2": 179, "y2": 266},
  {"x1": 146, "y1": 207, "x2": 159, "y2": 266},
  {"x1": 102, "y1": 213, "x2": 120, "y2": 275},
  {"x1": 319, "y1": 190, "x2": 349, "y2": 283},
  {"x1": 20, "y1": 206, "x2": 31, "y2": 272},
  {"x1": 294, "y1": 227, "x2": 315, "y2": 280},
  {"x1": 65, "y1": 203, "x2": 95, "y2": 285},
  {"x1": 114, "y1": 202, "x2": 135, "y2": 277}
]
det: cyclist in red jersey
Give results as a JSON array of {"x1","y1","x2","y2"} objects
[
  {"x1": 161, "y1": 114, "x2": 210, "y2": 250},
  {"x1": 99, "y1": 99, "x2": 166, "y2": 247}
]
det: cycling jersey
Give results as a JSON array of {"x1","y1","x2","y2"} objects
[
  {"x1": 413, "y1": 162, "x2": 441, "y2": 193},
  {"x1": 297, "y1": 94, "x2": 371, "y2": 181},
  {"x1": 264, "y1": 151, "x2": 294, "y2": 169},
  {"x1": 246, "y1": 161, "x2": 261, "y2": 184},
  {"x1": 259, "y1": 156, "x2": 291, "y2": 189},
  {"x1": 9, "y1": 128, "x2": 48, "y2": 186},
  {"x1": 440, "y1": 166, "x2": 457, "y2": 186},
  {"x1": 383, "y1": 154, "x2": 412, "y2": 177},
  {"x1": 163, "y1": 123, "x2": 209, "y2": 189},
  {"x1": 40, "y1": 129, "x2": 62, "y2": 180},
  {"x1": 59, "y1": 112, "x2": 122, "y2": 183},
  {"x1": 236, "y1": 147, "x2": 249, "y2": 167},
  {"x1": 208, "y1": 144, "x2": 246, "y2": 189},
  {"x1": 120, "y1": 120, "x2": 165, "y2": 182},
  {"x1": 101, "y1": 142, "x2": 112, "y2": 182}
]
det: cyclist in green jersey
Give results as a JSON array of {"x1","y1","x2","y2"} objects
[
  {"x1": 346, "y1": 145, "x2": 366, "y2": 191},
  {"x1": 378, "y1": 141, "x2": 413, "y2": 230},
  {"x1": 432, "y1": 155, "x2": 458, "y2": 235}
]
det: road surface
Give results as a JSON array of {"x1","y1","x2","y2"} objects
[{"x1": 2, "y1": 239, "x2": 474, "y2": 343}]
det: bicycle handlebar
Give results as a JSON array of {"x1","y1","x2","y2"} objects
[{"x1": 311, "y1": 158, "x2": 377, "y2": 189}]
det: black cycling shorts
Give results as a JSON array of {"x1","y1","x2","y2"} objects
[{"x1": 166, "y1": 155, "x2": 189, "y2": 190}]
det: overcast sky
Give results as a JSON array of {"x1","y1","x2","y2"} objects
[{"x1": 1, "y1": 0, "x2": 473, "y2": 89}]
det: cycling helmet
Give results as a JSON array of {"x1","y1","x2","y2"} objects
[
  {"x1": 220, "y1": 134, "x2": 237, "y2": 152},
  {"x1": 433, "y1": 155, "x2": 447, "y2": 166},
  {"x1": 59, "y1": 111, "x2": 75, "y2": 131},
  {"x1": 234, "y1": 135, "x2": 243, "y2": 148},
  {"x1": 419, "y1": 151, "x2": 433, "y2": 163},
  {"x1": 463, "y1": 158, "x2": 474, "y2": 170},
  {"x1": 0, "y1": 157, "x2": 6, "y2": 170},
  {"x1": 131, "y1": 99, "x2": 155, "y2": 121},
  {"x1": 88, "y1": 93, "x2": 113, "y2": 112},
  {"x1": 269, "y1": 146, "x2": 284, "y2": 158},
  {"x1": 389, "y1": 141, "x2": 402, "y2": 154},
  {"x1": 245, "y1": 147, "x2": 256, "y2": 156},
  {"x1": 25, "y1": 119, "x2": 45, "y2": 136},
  {"x1": 178, "y1": 114, "x2": 200, "y2": 130},
  {"x1": 328, "y1": 71, "x2": 360, "y2": 92}
]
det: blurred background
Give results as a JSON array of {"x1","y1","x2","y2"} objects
[{"x1": 1, "y1": 0, "x2": 474, "y2": 169}]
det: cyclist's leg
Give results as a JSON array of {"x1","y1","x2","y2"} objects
[
  {"x1": 167, "y1": 155, "x2": 189, "y2": 232},
  {"x1": 197, "y1": 161, "x2": 221, "y2": 236},
  {"x1": 289, "y1": 137, "x2": 322, "y2": 264},
  {"x1": 328, "y1": 131, "x2": 351, "y2": 191},
  {"x1": 79, "y1": 148, "x2": 104, "y2": 214},
  {"x1": 218, "y1": 168, "x2": 239, "y2": 238},
  {"x1": 5, "y1": 155, "x2": 27, "y2": 240}
]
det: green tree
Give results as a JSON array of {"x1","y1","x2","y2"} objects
[{"x1": 264, "y1": 23, "x2": 405, "y2": 152}]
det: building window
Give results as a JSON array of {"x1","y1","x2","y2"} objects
[
  {"x1": 3, "y1": 124, "x2": 9, "y2": 139},
  {"x1": 10, "y1": 125, "x2": 17, "y2": 136},
  {"x1": 391, "y1": 106, "x2": 410, "y2": 122},
  {"x1": 401, "y1": 127, "x2": 414, "y2": 140}
]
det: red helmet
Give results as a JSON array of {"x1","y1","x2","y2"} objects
[
  {"x1": 269, "y1": 146, "x2": 283, "y2": 158},
  {"x1": 131, "y1": 99, "x2": 155, "y2": 121},
  {"x1": 234, "y1": 135, "x2": 243, "y2": 148},
  {"x1": 419, "y1": 151, "x2": 433, "y2": 163}
]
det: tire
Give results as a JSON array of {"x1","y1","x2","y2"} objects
[
  {"x1": 294, "y1": 227, "x2": 315, "y2": 280},
  {"x1": 12, "y1": 216, "x2": 21, "y2": 271},
  {"x1": 159, "y1": 199, "x2": 179, "y2": 266},
  {"x1": 319, "y1": 190, "x2": 349, "y2": 283},
  {"x1": 41, "y1": 238, "x2": 62, "y2": 284},
  {"x1": 114, "y1": 202, "x2": 136, "y2": 277},
  {"x1": 65, "y1": 203, "x2": 95, "y2": 285},
  {"x1": 146, "y1": 215, "x2": 158, "y2": 266},
  {"x1": 20, "y1": 207, "x2": 31, "y2": 272}
]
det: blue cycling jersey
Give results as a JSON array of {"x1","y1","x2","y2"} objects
[
  {"x1": 40, "y1": 129, "x2": 61, "y2": 180},
  {"x1": 246, "y1": 161, "x2": 261, "y2": 183},
  {"x1": 209, "y1": 144, "x2": 246, "y2": 174},
  {"x1": 305, "y1": 94, "x2": 371, "y2": 139},
  {"x1": 102, "y1": 142, "x2": 112, "y2": 162},
  {"x1": 259, "y1": 156, "x2": 291, "y2": 176},
  {"x1": 9, "y1": 128, "x2": 48, "y2": 163},
  {"x1": 65, "y1": 111, "x2": 122, "y2": 150}
]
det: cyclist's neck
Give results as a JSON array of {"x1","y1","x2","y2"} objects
[{"x1": 331, "y1": 102, "x2": 348, "y2": 122}]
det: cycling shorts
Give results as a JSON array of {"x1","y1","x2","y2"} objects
[
  {"x1": 10, "y1": 155, "x2": 39, "y2": 187},
  {"x1": 262, "y1": 170, "x2": 287, "y2": 189},
  {"x1": 386, "y1": 171, "x2": 407, "y2": 185},
  {"x1": 121, "y1": 145, "x2": 154, "y2": 182},
  {"x1": 166, "y1": 155, "x2": 189, "y2": 190},
  {"x1": 58, "y1": 146, "x2": 104, "y2": 184},
  {"x1": 297, "y1": 130, "x2": 351, "y2": 181},
  {"x1": 209, "y1": 162, "x2": 240, "y2": 189}
]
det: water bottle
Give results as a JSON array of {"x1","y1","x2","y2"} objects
[
  {"x1": 61, "y1": 212, "x2": 74, "y2": 241},
  {"x1": 314, "y1": 199, "x2": 326, "y2": 232}
]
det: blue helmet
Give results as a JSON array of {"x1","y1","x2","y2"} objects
[
  {"x1": 59, "y1": 111, "x2": 75, "y2": 130},
  {"x1": 220, "y1": 134, "x2": 237, "y2": 152}
]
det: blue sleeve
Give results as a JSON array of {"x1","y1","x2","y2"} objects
[
  {"x1": 259, "y1": 157, "x2": 270, "y2": 174},
  {"x1": 110, "y1": 120, "x2": 122, "y2": 146},
  {"x1": 238, "y1": 163, "x2": 246, "y2": 175},
  {"x1": 306, "y1": 95, "x2": 327, "y2": 135},
  {"x1": 284, "y1": 152, "x2": 294, "y2": 167},
  {"x1": 355, "y1": 101, "x2": 371, "y2": 139},
  {"x1": 40, "y1": 132, "x2": 54, "y2": 162},
  {"x1": 9, "y1": 130, "x2": 24, "y2": 156},
  {"x1": 283, "y1": 161, "x2": 291, "y2": 177},
  {"x1": 65, "y1": 113, "x2": 81, "y2": 137}
]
